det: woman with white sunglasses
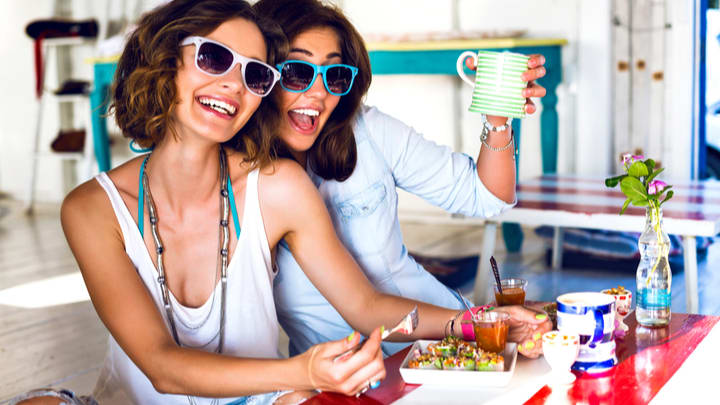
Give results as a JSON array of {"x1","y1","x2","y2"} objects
[
  {"x1": 254, "y1": 0, "x2": 550, "y2": 358},
  {"x1": 15, "y1": 0, "x2": 549, "y2": 404}
]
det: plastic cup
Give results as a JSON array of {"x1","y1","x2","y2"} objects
[
  {"x1": 473, "y1": 311, "x2": 510, "y2": 353},
  {"x1": 494, "y1": 278, "x2": 527, "y2": 306}
]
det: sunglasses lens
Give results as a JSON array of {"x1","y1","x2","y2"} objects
[
  {"x1": 197, "y1": 42, "x2": 234, "y2": 74},
  {"x1": 280, "y1": 62, "x2": 316, "y2": 91},
  {"x1": 325, "y1": 66, "x2": 354, "y2": 95},
  {"x1": 245, "y1": 61, "x2": 276, "y2": 95}
]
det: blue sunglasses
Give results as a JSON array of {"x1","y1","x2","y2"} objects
[{"x1": 276, "y1": 60, "x2": 359, "y2": 96}]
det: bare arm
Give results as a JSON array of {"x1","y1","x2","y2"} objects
[
  {"x1": 61, "y1": 180, "x2": 314, "y2": 397},
  {"x1": 260, "y1": 161, "x2": 466, "y2": 340},
  {"x1": 477, "y1": 54, "x2": 548, "y2": 203},
  {"x1": 261, "y1": 161, "x2": 550, "y2": 358}
]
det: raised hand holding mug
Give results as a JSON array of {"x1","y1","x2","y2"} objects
[{"x1": 456, "y1": 50, "x2": 530, "y2": 119}]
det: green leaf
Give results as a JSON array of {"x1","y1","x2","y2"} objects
[
  {"x1": 619, "y1": 198, "x2": 632, "y2": 215},
  {"x1": 657, "y1": 185, "x2": 673, "y2": 198},
  {"x1": 631, "y1": 198, "x2": 649, "y2": 207},
  {"x1": 620, "y1": 176, "x2": 648, "y2": 202},
  {"x1": 660, "y1": 190, "x2": 674, "y2": 205},
  {"x1": 628, "y1": 161, "x2": 649, "y2": 178},
  {"x1": 605, "y1": 175, "x2": 626, "y2": 188},
  {"x1": 646, "y1": 167, "x2": 665, "y2": 184},
  {"x1": 644, "y1": 159, "x2": 656, "y2": 172}
]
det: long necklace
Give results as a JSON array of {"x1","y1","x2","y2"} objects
[{"x1": 142, "y1": 147, "x2": 230, "y2": 405}]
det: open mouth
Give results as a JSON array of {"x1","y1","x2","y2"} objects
[
  {"x1": 197, "y1": 96, "x2": 237, "y2": 117},
  {"x1": 288, "y1": 108, "x2": 320, "y2": 133}
]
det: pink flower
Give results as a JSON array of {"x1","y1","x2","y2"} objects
[
  {"x1": 622, "y1": 154, "x2": 644, "y2": 167},
  {"x1": 648, "y1": 180, "x2": 667, "y2": 195}
]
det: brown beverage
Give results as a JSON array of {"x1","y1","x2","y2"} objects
[
  {"x1": 473, "y1": 315, "x2": 509, "y2": 353},
  {"x1": 495, "y1": 287, "x2": 526, "y2": 306}
]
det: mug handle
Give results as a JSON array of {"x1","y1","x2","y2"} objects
[
  {"x1": 456, "y1": 51, "x2": 477, "y2": 87},
  {"x1": 590, "y1": 309, "x2": 604, "y2": 348}
]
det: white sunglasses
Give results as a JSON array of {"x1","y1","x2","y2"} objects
[{"x1": 180, "y1": 36, "x2": 280, "y2": 97}]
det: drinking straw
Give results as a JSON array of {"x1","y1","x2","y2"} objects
[
  {"x1": 490, "y1": 256, "x2": 503, "y2": 294},
  {"x1": 455, "y1": 289, "x2": 478, "y2": 322}
]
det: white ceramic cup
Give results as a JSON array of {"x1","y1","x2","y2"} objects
[
  {"x1": 601, "y1": 288, "x2": 633, "y2": 332},
  {"x1": 542, "y1": 331, "x2": 580, "y2": 385}
]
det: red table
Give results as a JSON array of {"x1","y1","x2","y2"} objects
[{"x1": 306, "y1": 312, "x2": 719, "y2": 404}]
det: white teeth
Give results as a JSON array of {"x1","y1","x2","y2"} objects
[
  {"x1": 291, "y1": 108, "x2": 319, "y2": 117},
  {"x1": 198, "y1": 97, "x2": 237, "y2": 115}
]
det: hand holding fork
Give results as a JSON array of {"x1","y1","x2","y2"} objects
[{"x1": 334, "y1": 305, "x2": 419, "y2": 361}]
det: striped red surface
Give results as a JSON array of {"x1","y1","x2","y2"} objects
[
  {"x1": 514, "y1": 176, "x2": 720, "y2": 221},
  {"x1": 540, "y1": 175, "x2": 720, "y2": 191},
  {"x1": 307, "y1": 313, "x2": 719, "y2": 404},
  {"x1": 523, "y1": 312, "x2": 719, "y2": 405}
]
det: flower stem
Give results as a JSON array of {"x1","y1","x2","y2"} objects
[{"x1": 646, "y1": 201, "x2": 665, "y2": 287}]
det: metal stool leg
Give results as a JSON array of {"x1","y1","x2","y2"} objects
[{"x1": 25, "y1": 83, "x2": 46, "y2": 215}]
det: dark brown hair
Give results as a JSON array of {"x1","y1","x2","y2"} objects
[
  {"x1": 111, "y1": 0, "x2": 288, "y2": 168},
  {"x1": 254, "y1": 0, "x2": 372, "y2": 181}
]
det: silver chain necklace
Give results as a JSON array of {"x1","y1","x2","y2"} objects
[{"x1": 142, "y1": 147, "x2": 230, "y2": 405}]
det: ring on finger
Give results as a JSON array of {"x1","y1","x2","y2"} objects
[
  {"x1": 355, "y1": 380, "x2": 371, "y2": 397},
  {"x1": 370, "y1": 379, "x2": 381, "y2": 389}
]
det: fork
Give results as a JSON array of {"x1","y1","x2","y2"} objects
[{"x1": 334, "y1": 305, "x2": 419, "y2": 361}]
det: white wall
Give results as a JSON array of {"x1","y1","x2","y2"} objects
[
  {"x1": 0, "y1": 2, "x2": 57, "y2": 202},
  {"x1": 664, "y1": 0, "x2": 697, "y2": 180},
  {"x1": 0, "y1": 0, "x2": 166, "y2": 203},
  {"x1": 0, "y1": 0, "x2": 696, "y2": 203}
]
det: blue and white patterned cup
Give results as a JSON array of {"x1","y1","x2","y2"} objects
[{"x1": 557, "y1": 292, "x2": 617, "y2": 373}]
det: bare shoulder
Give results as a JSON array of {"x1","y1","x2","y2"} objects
[
  {"x1": 257, "y1": 158, "x2": 316, "y2": 201},
  {"x1": 255, "y1": 159, "x2": 324, "y2": 245},
  {"x1": 61, "y1": 157, "x2": 142, "y2": 237},
  {"x1": 61, "y1": 176, "x2": 111, "y2": 225}
]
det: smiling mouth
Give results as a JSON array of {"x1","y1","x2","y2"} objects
[
  {"x1": 197, "y1": 97, "x2": 237, "y2": 116},
  {"x1": 288, "y1": 108, "x2": 319, "y2": 133}
]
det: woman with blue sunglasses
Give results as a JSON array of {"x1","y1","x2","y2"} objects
[
  {"x1": 18, "y1": 1, "x2": 549, "y2": 404},
  {"x1": 255, "y1": 0, "x2": 550, "y2": 358}
]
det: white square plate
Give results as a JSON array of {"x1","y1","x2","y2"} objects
[{"x1": 398, "y1": 340, "x2": 518, "y2": 387}]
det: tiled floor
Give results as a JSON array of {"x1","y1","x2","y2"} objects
[{"x1": 1, "y1": 201, "x2": 719, "y2": 402}]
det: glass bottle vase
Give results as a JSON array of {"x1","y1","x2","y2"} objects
[{"x1": 636, "y1": 204, "x2": 672, "y2": 327}]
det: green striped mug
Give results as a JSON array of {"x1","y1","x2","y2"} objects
[{"x1": 456, "y1": 50, "x2": 529, "y2": 119}]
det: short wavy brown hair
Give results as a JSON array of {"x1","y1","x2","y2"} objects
[
  {"x1": 254, "y1": 0, "x2": 372, "y2": 181},
  {"x1": 111, "y1": 0, "x2": 288, "y2": 168}
]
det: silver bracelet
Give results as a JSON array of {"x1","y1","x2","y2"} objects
[
  {"x1": 480, "y1": 114, "x2": 514, "y2": 151},
  {"x1": 480, "y1": 129, "x2": 514, "y2": 152}
]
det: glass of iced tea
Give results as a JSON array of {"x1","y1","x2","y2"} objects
[
  {"x1": 494, "y1": 278, "x2": 527, "y2": 306},
  {"x1": 473, "y1": 311, "x2": 510, "y2": 353}
]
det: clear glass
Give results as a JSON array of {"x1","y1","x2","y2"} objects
[{"x1": 636, "y1": 205, "x2": 672, "y2": 327}]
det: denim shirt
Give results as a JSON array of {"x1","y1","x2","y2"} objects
[{"x1": 273, "y1": 106, "x2": 515, "y2": 356}]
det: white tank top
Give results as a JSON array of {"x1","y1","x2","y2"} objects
[{"x1": 92, "y1": 169, "x2": 280, "y2": 405}]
